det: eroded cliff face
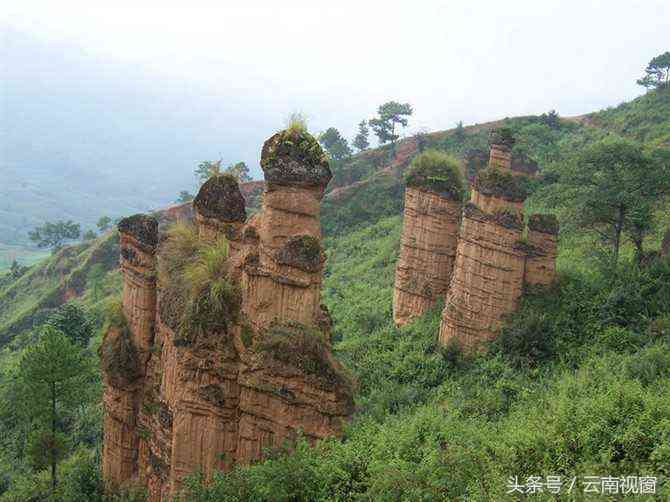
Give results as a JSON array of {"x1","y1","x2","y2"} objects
[
  {"x1": 101, "y1": 130, "x2": 354, "y2": 500},
  {"x1": 436, "y1": 129, "x2": 558, "y2": 350}
]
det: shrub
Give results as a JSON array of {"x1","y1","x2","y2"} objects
[
  {"x1": 474, "y1": 167, "x2": 527, "y2": 202},
  {"x1": 404, "y1": 149, "x2": 464, "y2": 201}
]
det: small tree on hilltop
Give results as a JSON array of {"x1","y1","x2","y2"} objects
[
  {"x1": 224, "y1": 161, "x2": 252, "y2": 182},
  {"x1": 177, "y1": 190, "x2": 194, "y2": 203},
  {"x1": 454, "y1": 121, "x2": 465, "y2": 143},
  {"x1": 195, "y1": 160, "x2": 222, "y2": 185},
  {"x1": 352, "y1": 120, "x2": 370, "y2": 152},
  {"x1": 637, "y1": 51, "x2": 670, "y2": 90},
  {"x1": 319, "y1": 127, "x2": 352, "y2": 161},
  {"x1": 369, "y1": 101, "x2": 413, "y2": 153},
  {"x1": 96, "y1": 216, "x2": 112, "y2": 233},
  {"x1": 28, "y1": 221, "x2": 81, "y2": 251}
]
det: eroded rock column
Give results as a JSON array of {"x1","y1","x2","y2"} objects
[
  {"x1": 393, "y1": 152, "x2": 463, "y2": 326},
  {"x1": 439, "y1": 130, "x2": 528, "y2": 350},
  {"x1": 236, "y1": 128, "x2": 353, "y2": 464},
  {"x1": 101, "y1": 214, "x2": 158, "y2": 488}
]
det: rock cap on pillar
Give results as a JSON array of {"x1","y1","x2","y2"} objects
[
  {"x1": 260, "y1": 128, "x2": 332, "y2": 194},
  {"x1": 117, "y1": 214, "x2": 159, "y2": 252},
  {"x1": 194, "y1": 174, "x2": 247, "y2": 223},
  {"x1": 489, "y1": 127, "x2": 516, "y2": 151},
  {"x1": 488, "y1": 127, "x2": 516, "y2": 171}
]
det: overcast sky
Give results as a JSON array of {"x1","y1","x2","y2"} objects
[{"x1": 2, "y1": 0, "x2": 669, "y2": 173}]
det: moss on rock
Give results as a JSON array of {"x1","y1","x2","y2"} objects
[
  {"x1": 118, "y1": 214, "x2": 159, "y2": 250},
  {"x1": 254, "y1": 321, "x2": 354, "y2": 395},
  {"x1": 405, "y1": 149, "x2": 464, "y2": 201},
  {"x1": 260, "y1": 129, "x2": 331, "y2": 188},
  {"x1": 474, "y1": 168, "x2": 527, "y2": 202},
  {"x1": 194, "y1": 174, "x2": 247, "y2": 223},
  {"x1": 274, "y1": 235, "x2": 323, "y2": 273}
]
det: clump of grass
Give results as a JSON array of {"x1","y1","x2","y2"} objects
[
  {"x1": 158, "y1": 222, "x2": 241, "y2": 346},
  {"x1": 489, "y1": 127, "x2": 515, "y2": 147},
  {"x1": 284, "y1": 112, "x2": 308, "y2": 135},
  {"x1": 405, "y1": 149, "x2": 464, "y2": 201}
]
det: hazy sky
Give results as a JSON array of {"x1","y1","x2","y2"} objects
[{"x1": 2, "y1": 0, "x2": 669, "y2": 171}]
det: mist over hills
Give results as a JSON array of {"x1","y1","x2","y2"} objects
[{"x1": 1, "y1": 29, "x2": 274, "y2": 246}]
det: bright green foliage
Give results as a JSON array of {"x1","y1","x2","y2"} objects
[
  {"x1": 318, "y1": 127, "x2": 352, "y2": 161},
  {"x1": 404, "y1": 149, "x2": 464, "y2": 201},
  {"x1": 637, "y1": 51, "x2": 670, "y2": 90},
  {"x1": 159, "y1": 222, "x2": 241, "y2": 345},
  {"x1": 28, "y1": 220, "x2": 81, "y2": 251}
]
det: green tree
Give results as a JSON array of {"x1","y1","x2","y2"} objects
[
  {"x1": 352, "y1": 120, "x2": 370, "y2": 152},
  {"x1": 369, "y1": 101, "x2": 413, "y2": 151},
  {"x1": 9, "y1": 260, "x2": 26, "y2": 279},
  {"x1": 453, "y1": 121, "x2": 465, "y2": 143},
  {"x1": 28, "y1": 221, "x2": 81, "y2": 251},
  {"x1": 17, "y1": 326, "x2": 88, "y2": 494},
  {"x1": 96, "y1": 216, "x2": 112, "y2": 233},
  {"x1": 45, "y1": 302, "x2": 95, "y2": 346},
  {"x1": 86, "y1": 264, "x2": 107, "y2": 303},
  {"x1": 548, "y1": 137, "x2": 670, "y2": 266},
  {"x1": 224, "y1": 161, "x2": 252, "y2": 182},
  {"x1": 319, "y1": 127, "x2": 352, "y2": 161},
  {"x1": 177, "y1": 190, "x2": 194, "y2": 203},
  {"x1": 637, "y1": 51, "x2": 670, "y2": 90},
  {"x1": 82, "y1": 230, "x2": 97, "y2": 241},
  {"x1": 195, "y1": 160, "x2": 222, "y2": 185}
]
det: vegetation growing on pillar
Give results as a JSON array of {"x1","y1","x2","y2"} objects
[
  {"x1": 528, "y1": 213, "x2": 560, "y2": 235},
  {"x1": 158, "y1": 222, "x2": 241, "y2": 346},
  {"x1": 474, "y1": 167, "x2": 528, "y2": 202},
  {"x1": 274, "y1": 235, "x2": 323, "y2": 273},
  {"x1": 254, "y1": 320, "x2": 354, "y2": 394},
  {"x1": 404, "y1": 149, "x2": 464, "y2": 201},
  {"x1": 99, "y1": 297, "x2": 141, "y2": 388}
]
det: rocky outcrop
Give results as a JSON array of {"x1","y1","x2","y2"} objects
[
  {"x1": 393, "y1": 151, "x2": 464, "y2": 326},
  {"x1": 436, "y1": 129, "x2": 558, "y2": 350},
  {"x1": 101, "y1": 129, "x2": 354, "y2": 501}
]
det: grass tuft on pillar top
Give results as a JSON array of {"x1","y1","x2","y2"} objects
[{"x1": 404, "y1": 149, "x2": 464, "y2": 201}]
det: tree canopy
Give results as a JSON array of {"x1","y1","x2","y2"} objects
[
  {"x1": 637, "y1": 51, "x2": 670, "y2": 89},
  {"x1": 352, "y1": 120, "x2": 370, "y2": 152},
  {"x1": 547, "y1": 137, "x2": 670, "y2": 265},
  {"x1": 369, "y1": 101, "x2": 413, "y2": 147},
  {"x1": 319, "y1": 127, "x2": 352, "y2": 161},
  {"x1": 28, "y1": 221, "x2": 81, "y2": 250}
]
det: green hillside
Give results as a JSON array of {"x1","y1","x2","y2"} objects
[{"x1": 1, "y1": 88, "x2": 669, "y2": 499}]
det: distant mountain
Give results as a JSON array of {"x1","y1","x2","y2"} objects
[{"x1": 0, "y1": 29, "x2": 272, "y2": 247}]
